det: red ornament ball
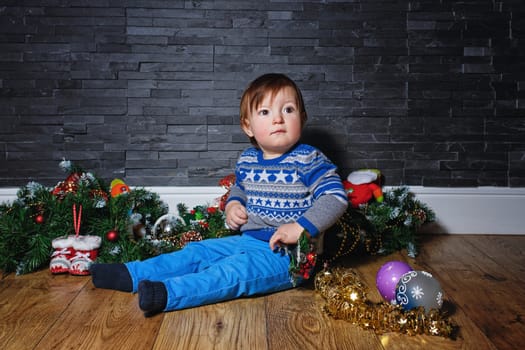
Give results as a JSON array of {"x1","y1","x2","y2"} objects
[
  {"x1": 106, "y1": 230, "x2": 119, "y2": 242},
  {"x1": 35, "y1": 214, "x2": 45, "y2": 224}
]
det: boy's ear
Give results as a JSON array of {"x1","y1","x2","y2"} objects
[{"x1": 241, "y1": 122, "x2": 254, "y2": 137}]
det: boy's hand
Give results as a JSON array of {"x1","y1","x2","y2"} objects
[
  {"x1": 269, "y1": 222, "x2": 306, "y2": 251},
  {"x1": 225, "y1": 201, "x2": 248, "y2": 230}
]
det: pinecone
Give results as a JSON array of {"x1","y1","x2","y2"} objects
[
  {"x1": 179, "y1": 230, "x2": 203, "y2": 247},
  {"x1": 413, "y1": 208, "x2": 427, "y2": 223}
]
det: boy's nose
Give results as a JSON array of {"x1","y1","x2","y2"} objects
[{"x1": 272, "y1": 112, "x2": 284, "y2": 124}]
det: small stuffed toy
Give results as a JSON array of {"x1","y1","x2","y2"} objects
[
  {"x1": 110, "y1": 178, "x2": 131, "y2": 197},
  {"x1": 343, "y1": 169, "x2": 384, "y2": 207}
]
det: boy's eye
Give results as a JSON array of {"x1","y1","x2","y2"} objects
[
  {"x1": 258, "y1": 109, "x2": 269, "y2": 116},
  {"x1": 284, "y1": 106, "x2": 295, "y2": 113}
]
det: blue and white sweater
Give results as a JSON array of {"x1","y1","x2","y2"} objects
[{"x1": 227, "y1": 143, "x2": 348, "y2": 241}]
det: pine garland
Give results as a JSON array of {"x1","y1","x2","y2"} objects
[
  {"x1": 363, "y1": 187, "x2": 435, "y2": 257},
  {"x1": 146, "y1": 203, "x2": 235, "y2": 249},
  {"x1": 321, "y1": 186, "x2": 435, "y2": 263},
  {"x1": 0, "y1": 161, "x2": 171, "y2": 275},
  {"x1": 0, "y1": 163, "x2": 435, "y2": 276}
]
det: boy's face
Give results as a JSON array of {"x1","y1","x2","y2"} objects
[{"x1": 242, "y1": 86, "x2": 302, "y2": 159}]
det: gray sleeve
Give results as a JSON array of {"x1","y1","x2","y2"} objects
[{"x1": 296, "y1": 194, "x2": 348, "y2": 236}]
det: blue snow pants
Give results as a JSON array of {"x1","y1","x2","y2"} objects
[{"x1": 125, "y1": 234, "x2": 294, "y2": 311}]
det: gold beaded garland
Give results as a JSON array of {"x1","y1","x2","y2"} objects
[{"x1": 321, "y1": 209, "x2": 385, "y2": 266}]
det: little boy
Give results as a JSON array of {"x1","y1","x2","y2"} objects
[{"x1": 91, "y1": 73, "x2": 348, "y2": 316}]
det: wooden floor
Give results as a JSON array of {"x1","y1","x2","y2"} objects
[{"x1": 1, "y1": 234, "x2": 524, "y2": 350}]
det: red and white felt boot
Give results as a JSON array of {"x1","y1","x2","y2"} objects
[
  {"x1": 69, "y1": 235, "x2": 102, "y2": 276},
  {"x1": 49, "y1": 235, "x2": 76, "y2": 274}
]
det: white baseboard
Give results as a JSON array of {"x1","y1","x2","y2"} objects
[
  {"x1": 1, "y1": 186, "x2": 524, "y2": 235},
  {"x1": 407, "y1": 186, "x2": 525, "y2": 235}
]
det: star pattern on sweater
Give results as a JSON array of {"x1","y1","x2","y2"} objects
[
  {"x1": 259, "y1": 170, "x2": 270, "y2": 182},
  {"x1": 248, "y1": 197, "x2": 312, "y2": 212},
  {"x1": 274, "y1": 171, "x2": 288, "y2": 183},
  {"x1": 245, "y1": 169, "x2": 256, "y2": 182},
  {"x1": 242, "y1": 169, "x2": 300, "y2": 184}
]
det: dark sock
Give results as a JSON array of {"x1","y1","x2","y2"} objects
[
  {"x1": 90, "y1": 263, "x2": 133, "y2": 292},
  {"x1": 138, "y1": 280, "x2": 167, "y2": 317}
]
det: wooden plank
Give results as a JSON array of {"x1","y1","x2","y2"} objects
[
  {"x1": 265, "y1": 286, "x2": 384, "y2": 350},
  {"x1": 0, "y1": 270, "x2": 88, "y2": 350},
  {"x1": 352, "y1": 253, "x2": 467, "y2": 350},
  {"x1": 463, "y1": 235, "x2": 525, "y2": 284},
  {"x1": 416, "y1": 235, "x2": 525, "y2": 285},
  {"x1": 416, "y1": 234, "x2": 524, "y2": 349},
  {"x1": 154, "y1": 297, "x2": 268, "y2": 350},
  {"x1": 337, "y1": 249, "x2": 497, "y2": 349},
  {"x1": 35, "y1": 281, "x2": 162, "y2": 350},
  {"x1": 1, "y1": 235, "x2": 524, "y2": 349}
]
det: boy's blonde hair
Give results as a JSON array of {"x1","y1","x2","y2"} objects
[{"x1": 240, "y1": 73, "x2": 308, "y2": 146}]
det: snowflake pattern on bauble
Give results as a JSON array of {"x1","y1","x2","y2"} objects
[
  {"x1": 395, "y1": 270, "x2": 444, "y2": 313},
  {"x1": 411, "y1": 285, "x2": 424, "y2": 300}
]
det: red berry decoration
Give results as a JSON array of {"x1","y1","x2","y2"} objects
[
  {"x1": 106, "y1": 230, "x2": 119, "y2": 242},
  {"x1": 35, "y1": 214, "x2": 45, "y2": 224},
  {"x1": 306, "y1": 252, "x2": 316, "y2": 263}
]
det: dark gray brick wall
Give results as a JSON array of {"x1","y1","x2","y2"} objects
[{"x1": 0, "y1": 0, "x2": 524, "y2": 187}]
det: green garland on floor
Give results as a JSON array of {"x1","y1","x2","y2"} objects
[
  {"x1": 319, "y1": 187, "x2": 435, "y2": 263},
  {"x1": 355, "y1": 187, "x2": 435, "y2": 257},
  {"x1": 0, "y1": 161, "x2": 435, "y2": 276},
  {"x1": 0, "y1": 160, "x2": 171, "y2": 275}
]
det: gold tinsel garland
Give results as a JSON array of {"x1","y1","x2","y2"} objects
[{"x1": 314, "y1": 267, "x2": 456, "y2": 338}]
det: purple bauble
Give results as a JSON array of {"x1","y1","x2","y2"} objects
[{"x1": 376, "y1": 261, "x2": 413, "y2": 303}]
